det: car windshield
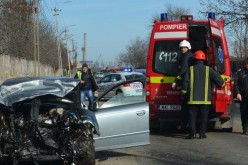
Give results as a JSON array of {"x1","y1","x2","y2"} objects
[
  {"x1": 100, "y1": 89, "x2": 145, "y2": 108},
  {"x1": 95, "y1": 79, "x2": 145, "y2": 109}
]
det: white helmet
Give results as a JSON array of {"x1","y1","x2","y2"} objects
[{"x1": 179, "y1": 40, "x2": 191, "y2": 50}]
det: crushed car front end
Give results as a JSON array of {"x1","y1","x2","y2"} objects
[{"x1": 0, "y1": 76, "x2": 99, "y2": 165}]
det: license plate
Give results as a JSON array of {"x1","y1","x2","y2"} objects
[
  {"x1": 130, "y1": 82, "x2": 142, "y2": 89},
  {"x1": 159, "y1": 105, "x2": 181, "y2": 110}
]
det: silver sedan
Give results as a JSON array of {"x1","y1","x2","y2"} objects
[{"x1": 91, "y1": 78, "x2": 150, "y2": 151}]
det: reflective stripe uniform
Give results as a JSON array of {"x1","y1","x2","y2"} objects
[
  {"x1": 174, "y1": 51, "x2": 194, "y2": 85},
  {"x1": 74, "y1": 69, "x2": 99, "y2": 92},
  {"x1": 181, "y1": 60, "x2": 225, "y2": 136},
  {"x1": 181, "y1": 61, "x2": 225, "y2": 104}
]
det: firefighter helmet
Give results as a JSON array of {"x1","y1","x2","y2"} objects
[
  {"x1": 179, "y1": 40, "x2": 191, "y2": 50},
  {"x1": 194, "y1": 50, "x2": 206, "y2": 60}
]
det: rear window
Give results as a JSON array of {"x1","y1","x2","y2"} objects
[
  {"x1": 213, "y1": 37, "x2": 225, "y2": 74},
  {"x1": 125, "y1": 74, "x2": 144, "y2": 80},
  {"x1": 153, "y1": 40, "x2": 181, "y2": 76}
]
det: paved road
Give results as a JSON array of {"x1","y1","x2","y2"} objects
[{"x1": 95, "y1": 104, "x2": 248, "y2": 165}]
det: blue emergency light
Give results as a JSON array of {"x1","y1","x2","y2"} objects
[
  {"x1": 123, "y1": 68, "x2": 132, "y2": 72},
  {"x1": 160, "y1": 13, "x2": 168, "y2": 21},
  {"x1": 208, "y1": 12, "x2": 216, "y2": 20}
]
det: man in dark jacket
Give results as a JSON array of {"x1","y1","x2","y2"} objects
[
  {"x1": 181, "y1": 50, "x2": 225, "y2": 139},
  {"x1": 172, "y1": 40, "x2": 194, "y2": 130},
  {"x1": 74, "y1": 63, "x2": 99, "y2": 108},
  {"x1": 234, "y1": 58, "x2": 248, "y2": 134}
]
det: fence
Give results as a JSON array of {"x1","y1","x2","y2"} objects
[{"x1": 0, "y1": 54, "x2": 61, "y2": 83}]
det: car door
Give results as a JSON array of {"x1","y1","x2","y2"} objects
[
  {"x1": 93, "y1": 78, "x2": 150, "y2": 151},
  {"x1": 97, "y1": 75, "x2": 112, "y2": 96}
]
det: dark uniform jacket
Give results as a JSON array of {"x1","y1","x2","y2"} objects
[
  {"x1": 74, "y1": 69, "x2": 99, "y2": 92},
  {"x1": 181, "y1": 61, "x2": 225, "y2": 104},
  {"x1": 174, "y1": 51, "x2": 194, "y2": 85},
  {"x1": 234, "y1": 67, "x2": 248, "y2": 101}
]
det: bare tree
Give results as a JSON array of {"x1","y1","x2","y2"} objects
[
  {"x1": 0, "y1": 0, "x2": 68, "y2": 70},
  {"x1": 151, "y1": 3, "x2": 190, "y2": 21},
  {"x1": 0, "y1": 0, "x2": 33, "y2": 59},
  {"x1": 116, "y1": 37, "x2": 148, "y2": 68},
  {"x1": 199, "y1": 0, "x2": 248, "y2": 58}
]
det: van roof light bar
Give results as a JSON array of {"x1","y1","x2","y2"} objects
[{"x1": 181, "y1": 15, "x2": 193, "y2": 21}]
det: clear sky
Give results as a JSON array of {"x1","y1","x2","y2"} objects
[{"x1": 43, "y1": 0, "x2": 202, "y2": 65}]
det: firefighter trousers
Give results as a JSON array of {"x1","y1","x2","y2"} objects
[{"x1": 188, "y1": 104, "x2": 209, "y2": 136}]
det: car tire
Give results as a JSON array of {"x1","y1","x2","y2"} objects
[
  {"x1": 76, "y1": 136, "x2": 95, "y2": 165},
  {"x1": 116, "y1": 90, "x2": 123, "y2": 95}
]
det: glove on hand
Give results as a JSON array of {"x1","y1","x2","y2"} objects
[{"x1": 172, "y1": 82, "x2": 176, "y2": 89}]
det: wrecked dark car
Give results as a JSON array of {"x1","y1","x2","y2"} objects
[{"x1": 0, "y1": 77, "x2": 99, "y2": 165}]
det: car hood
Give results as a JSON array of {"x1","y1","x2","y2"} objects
[{"x1": 0, "y1": 76, "x2": 80, "y2": 106}]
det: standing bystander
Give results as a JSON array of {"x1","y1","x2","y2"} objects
[
  {"x1": 74, "y1": 63, "x2": 99, "y2": 109},
  {"x1": 181, "y1": 50, "x2": 225, "y2": 139},
  {"x1": 234, "y1": 58, "x2": 248, "y2": 134}
]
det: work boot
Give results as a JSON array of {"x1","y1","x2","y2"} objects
[
  {"x1": 199, "y1": 134, "x2": 207, "y2": 139},
  {"x1": 185, "y1": 134, "x2": 196, "y2": 139}
]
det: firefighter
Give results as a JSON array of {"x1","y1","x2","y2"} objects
[
  {"x1": 234, "y1": 58, "x2": 248, "y2": 135},
  {"x1": 172, "y1": 40, "x2": 194, "y2": 130},
  {"x1": 181, "y1": 50, "x2": 225, "y2": 139},
  {"x1": 172, "y1": 40, "x2": 194, "y2": 89}
]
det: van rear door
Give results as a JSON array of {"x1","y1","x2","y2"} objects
[{"x1": 208, "y1": 18, "x2": 227, "y2": 112}]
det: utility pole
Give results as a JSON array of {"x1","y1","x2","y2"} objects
[
  {"x1": 34, "y1": 0, "x2": 40, "y2": 76},
  {"x1": 64, "y1": 28, "x2": 71, "y2": 77},
  {"x1": 71, "y1": 39, "x2": 77, "y2": 67},
  {"x1": 53, "y1": 6, "x2": 63, "y2": 76},
  {"x1": 82, "y1": 33, "x2": 86, "y2": 63}
]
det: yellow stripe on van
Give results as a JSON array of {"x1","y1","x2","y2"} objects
[{"x1": 150, "y1": 77, "x2": 176, "y2": 83}]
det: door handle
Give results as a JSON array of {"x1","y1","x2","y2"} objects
[{"x1": 136, "y1": 110, "x2": 146, "y2": 116}]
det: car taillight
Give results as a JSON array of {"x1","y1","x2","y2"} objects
[
  {"x1": 124, "y1": 83, "x2": 130, "y2": 87},
  {"x1": 146, "y1": 76, "x2": 151, "y2": 101}
]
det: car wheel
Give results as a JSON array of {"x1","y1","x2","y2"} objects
[
  {"x1": 76, "y1": 136, "x2": 95, "y2": 165},
  {"x1": 116, "y1": 90, "x2": 123, "y2": 95},
  {"x1": 116, "y1": 90, "x2": 123, "y2": 101}
]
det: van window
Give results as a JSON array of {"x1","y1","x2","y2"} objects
[
  {"x1": 213, "y1": 37, "x2": 225, "y2": 74},
  {"x1": 153, "y1": 40, "x2": 181, "y2": 76}
]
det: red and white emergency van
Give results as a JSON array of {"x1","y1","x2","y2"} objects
[{"x1": 146, "y1": 12, "x2": 235, "y2": 131}]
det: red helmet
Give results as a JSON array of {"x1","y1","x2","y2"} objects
[{"x1": 194, "y1": 50, "x2": 206, "y2": 60}]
